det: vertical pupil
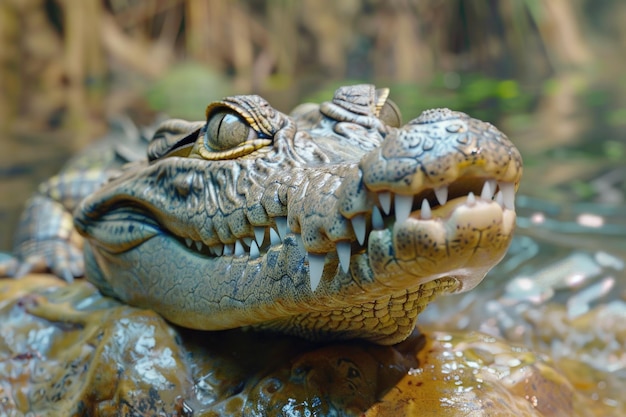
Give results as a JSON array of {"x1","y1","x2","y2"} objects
[
  {"x1": 221, "y1": 113, "x2": 240, "y2": 126},
  {"x1": 207, "y1": 111, "x2": 249, "y2": 150}
]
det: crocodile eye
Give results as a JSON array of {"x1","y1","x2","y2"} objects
[
  {"x1": 206, "y1": 110, "x2": 257, "y2": 151},
  {"x1": 378, "y1": 99, "x2": 402, "y2": 127}
]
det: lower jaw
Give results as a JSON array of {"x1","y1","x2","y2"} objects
[{"x1": 252, "y1": 276, "x2": 460, "y2": 345}]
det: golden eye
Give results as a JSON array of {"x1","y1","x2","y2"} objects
[
  {"x1": 378, "y1": 99, "x2": 402, "y2": 127},
  {"x1": 205, "y1": 110, "x2": 257, "y2": 151}
]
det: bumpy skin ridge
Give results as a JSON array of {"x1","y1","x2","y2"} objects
[
  {"x1": 7, "y1": 120, "x2": 152, "y2": 281},
  {"x1": 6, "y1": 84, "x2": 522, "y2": 345}
]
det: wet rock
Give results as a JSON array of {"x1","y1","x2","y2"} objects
[{"x1": 0, "y1": 275, "x2": 592, "y2": 416}]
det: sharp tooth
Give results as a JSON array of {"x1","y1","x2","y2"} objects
[
  {"x1": 235, "y1": 240, "x2": 245, "y2": 256},
  {"x1": 499, "y1": 182, "x2": 516, "y2": 210},
  {"x1": 372, "y1": 206, "x2": 384, "y2": 230},
  {"x1": 213, "y1": 244, "x2": 224, "y2": 256},
  {"x1": 378, "y1": 191, "x2": 392, "y2": 215},
  {"x1": 351, "y1": 215, "x2": 367, "y2": 245},
  {"x1": 481, "y1": 181, "x2": 494, "y2": 200},
  {"x1": 250, "y1": 240, "x2": 260, "y2": 259},
  {"x1": 336, "y1": 241, "x2": 351, "y2": 273},
  {"x1": 275, "y1": 217, "x2": 288, "y2": 240},
  {"x1": 466, "y1": 192, "x2": 476, "y2": 207},
  {"x1": 394, "y1": 194, "x2": 413, "y2": 224},
  {"x1": 421, "y1": 199, "x2": 432, "y2": 220},
  {"x1": 308, "y1": 253, "x2": 326, "y2": 292},
  {"x1": 223, "y1": 244, "x2": 234, "y2": 256},
  {"x1": 185, "y1": 238, "x2": 193, "y2": 248},
  {"x1": 495, "y1": 190, "x2": 504, "y2": 207},
  {"x1": 434, "y1": 186, "x2": 448, "y2": 206},
  {"x1": 269, "y1": 228, "x2": 281, "y2": 245},
  {"x1": 254, "y1": 227, "x2": 265, "y2": 245},
  {"x1": 195, "y1": 240, "x2": 203, "y2": 251}
]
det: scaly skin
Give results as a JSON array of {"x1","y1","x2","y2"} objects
[
  {"x1": 5, "y1": 118, "x2": 152, "y2": 281},
  {"x1": 7, "y1": 85, "x2": 522, "y2": 345}
]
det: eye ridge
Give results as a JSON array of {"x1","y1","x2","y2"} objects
[{"x1": 196, "y1": 108, "x2": 273, "y2": 160}]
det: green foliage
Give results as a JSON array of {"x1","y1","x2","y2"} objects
[
  {"x1": 145, "y1": 63, "x2": 234, "y2": 120},
  {"x1": 306, "y1": 73, "x2": 535, "y2": 123},
  {"x1": 570, "y1": 180, "x2": 597, "y2": 200},
  {"x1": 607, "y1": 108, "x2": 626, "y2": 127},
  {"x1": 603, "y1": 140, "x2": 624, "y2": 160}
]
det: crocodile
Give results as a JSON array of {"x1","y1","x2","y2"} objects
[{"x1": 5, "y1": 84, "x2": 522, "y2": 345}]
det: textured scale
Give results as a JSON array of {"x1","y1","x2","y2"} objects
[{"x1": 4, "y1": 84, "x2": 522, "y2": 345}]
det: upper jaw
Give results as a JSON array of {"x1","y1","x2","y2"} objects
[{"x1": 76, "y1": 120, "x2": 520, "y2": 299}]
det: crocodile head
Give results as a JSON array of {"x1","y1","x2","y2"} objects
[{"x1": 74, "y1": 84, "x2": 522, "y2": 345}]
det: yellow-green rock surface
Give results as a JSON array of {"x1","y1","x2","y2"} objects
[{"x1": 0, "y1": 275, "x2": 606, "y2": 416}]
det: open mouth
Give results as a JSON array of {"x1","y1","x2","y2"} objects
[
  {"x1": 160, "y1": 176, "x2": 516, "y2": 289},
  {"x1": 172, "y1": 177, "x2": 514, "y2": 252},
  {"x1": 359, "y1": 177, "x2": 514, "y2": 235},
  {"x1": 81, "y1": 173, "x2": 515, "y2": 295}
]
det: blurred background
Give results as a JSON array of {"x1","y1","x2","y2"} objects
[
  {"x1": 0, "y1": 0, "x2": 625, "y2": 250},
  {"x1": 3, "y1": 4, "x2": 625, "y2": 410}
]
